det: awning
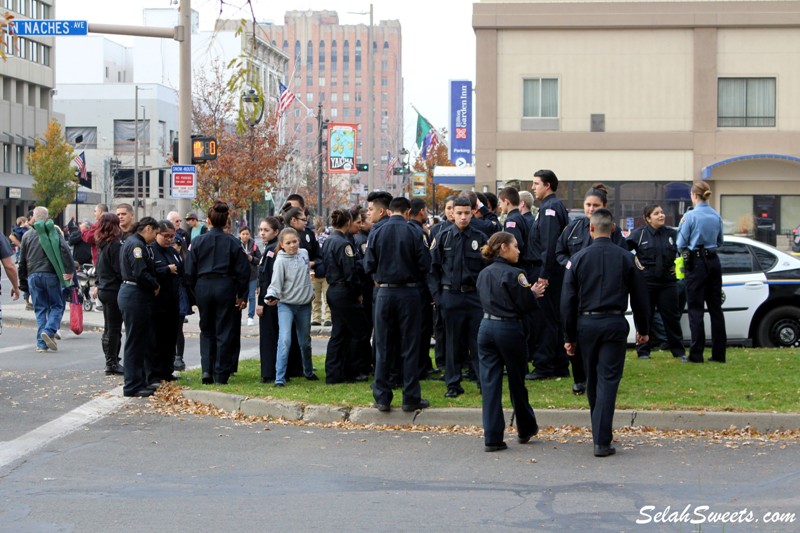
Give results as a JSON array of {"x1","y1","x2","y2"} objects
[
  {"x1": 433, "y1": 166, "x2": 475, "y2": 186},
  {"x1": 702, "y1": 153, "x2": 800, "y2": 179}
]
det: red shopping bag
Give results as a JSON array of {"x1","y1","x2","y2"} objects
[{"x1": 70, "y1": 287, "x2": 84, "y2": 335}]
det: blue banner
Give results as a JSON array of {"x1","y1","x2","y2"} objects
[{"x1": 449, "y1": 80, "x2": 472, "y2": 167}]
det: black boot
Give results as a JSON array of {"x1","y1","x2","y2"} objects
[{"x1": 173, "y1": 355, "x2": 186, "y2": 371}]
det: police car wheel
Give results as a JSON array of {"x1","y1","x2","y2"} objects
[
  {"x1": 83, "y1": 300, "x2": 94, "y2": 312},
  {"x1": 755, "y1": 306, "x2": 800, "y2": 348}
]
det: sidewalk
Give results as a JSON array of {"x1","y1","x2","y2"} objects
[{"x1": 0, "y1": 302, "x2": 333, "y2": 337}]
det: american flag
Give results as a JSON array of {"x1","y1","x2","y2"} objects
[
  {"x1": 276, "y1": 82, "x2": 296, "y2": 118},
  {"x1": 72, "y1": 152, "x2": 87, "y2": 179},
  {"x1": 385, "y1": 155, "x2": 398, "y2": 181},
  {"x1": 421, "y1": 130, "x2": 440, "y2": 159}
]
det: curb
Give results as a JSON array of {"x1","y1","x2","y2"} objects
[{"x1": 181, "y1": 390, "x2": 800, "y2": 432}]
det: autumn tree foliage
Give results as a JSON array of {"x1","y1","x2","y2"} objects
[
  {"x1": 191, "y1": 61, "x2": 290, "y2": 214},
  {"x1": 413, "y1": 141, "x2": 456, "y2": 215},
  {"x1": 27, "y1": 119, "x2": 78, "y2": 218}
]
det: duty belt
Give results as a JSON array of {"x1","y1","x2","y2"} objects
[
  {"x1": 442, "y1": 284, "x2": 476, "y2": 293},
  {"x1": 377, "y1": 282, "x2": 420, "y2": 288},
  {"x1": 687, "y1": 249, "x2": 717, "y2": 258},
  {"x1": 483, "y1": 313, "x2": 520, "y2": 322},
  {"x1": 580, "y1": 310, "x2": 622, "y2": 316},
  {"x1": 122, "y1": 280, "x2": 138, "y2": 286},
  {"x1": 199, "y1": 273, "x2": 226, "y2": 279}
]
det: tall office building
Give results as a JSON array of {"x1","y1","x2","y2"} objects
[
  {"x1": 252, "y1": 10, "x2": 404, "y2": 197},
  {"x1": 0, "y1": 0, "x2": 57, "y2": 234}
]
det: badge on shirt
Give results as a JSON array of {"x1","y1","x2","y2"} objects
[
  {"x1": 133, "y1": 247, "x2": 143, "y2": 259},
  {"x1": 344, "y1": 244, "x2": 355, "y2": 257},
  {"x1": 305, "y1": 234, "x2": 311, "y2": 243},
  {"x1": 517, "y1": 273, "x2": 530, "y2": 287},
  {"x1": 429, "y1": 237, "x2": 437, "y2": 251},
  {"x1": 471, "y1": 240, "x2": 478, "y2": 251},
  {"x1": 545, "y1": 209, "x2": 556, "y2": 217},
  {"x1": 506, "y1": 221, "x2": 516, "y2": 229},
  {"x1": 668, "y1": 236, "x2": 674, "y2": 245}
]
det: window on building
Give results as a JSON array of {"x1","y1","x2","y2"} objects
[
  {"x1": 16, "y1": 145, "x2": 24, "y2": 173},
  {"x1": 343, "y1": 108, "x2": 350, "y2": 117},
  {"x1": 283, "y1": 40, "x2": 288, "y2": 52},
  {"x1": 343, "y1": 78, "x2": 350, "y2": 87},
  {"x1": 355, "y1": 107, "x2": 362, "y2": 117},
  {"x1": 355, "y1": 93, "x2": 362, "y2": 102},
  {"x1": 355, "y1": 40, "x2": 362, "y2": 71},
  {"x1": 307, "y1": 74, "x2": 313, "y2": 86},
  {"x1": 307, "y1": 123, "x2": 313, "y2": 134},
  {"x1": 2, "y1": 144, "x2": 9, "y2": 173},
  {"x1": 331, "y1": 78, "x2": 337, "y2": 87},
  {"x1": 718, "y1": 78, "x2": 776, "y2": 127},
  {"x1": 318, "y1": 78, "x2": 325, "y2": 87},
  {"x1": 355, "y1": 78, "x2": 362, "y2": 87},
  {"x1": 306, "y1": 93, "x2": 313, "y2": 102},
  {"x1": 319, "y1": 40, "x2": 325, "y2": 72},
  {"x1": 383, "y1": 41, "x2": 389, "y2": 51},
  {"x1": 343, "y1": 40, "x2": 349, "y2": 71},
  {"x1": 331, "y1": 40, "x2": 337, "y2": 72},
  {"x1": 41, "y1": 45, "x2": 50, "y2": 66},
  {"x1": 381, "y1": 59, "x2": 388, "y2": 70},
  {"x1": 343, "y1": 93, "x2": 350, "y2": 102},
  {"x1": 307, "y1": 40, "x2": 313, "y2": 70},
  {"x1": 113, "y1": 120, "x2": 150, "y2": 153},
  {"x1": 523, "y1": 78, "x2": 558, "y2": 118},
  {"x1": 331, "y1": 108, "x2": 338, "y2": 118},
  {"x1": 331, "y1": 93, "x2": 338, "y2": 102},
  {"x1": 382, "y1": 92, "x2": 388, "y2": 102},
  {"x1": 295, "y1": 40, "x2": 301, "y2": 68},
  {"x1": 381, "y1": 77, "x2": 388, "y2": 87},
  {"x1": 66, "y1": 127, "x2": 98, "y2": 149},
  {"x1": 295, "y1": 108, "x2": 301, "y2": 118},
  {"x1": 319, "y1": 92, "x2": 325, "y2": 102}
]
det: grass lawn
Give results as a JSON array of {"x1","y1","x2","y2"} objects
[{"x1": 179, "y1": 347, "x2": 800, "y2": 413}]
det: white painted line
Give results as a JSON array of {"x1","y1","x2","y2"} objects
[
  {"x1": 0, "y1": 344, "x2": 33, "y2": 354},
  {"x1": 0, "y1": 386, "x2": 128, "y2": 469}
]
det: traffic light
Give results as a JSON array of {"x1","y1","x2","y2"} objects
[
  {"x1": 172, "y1": 135, "x2": 218, "y2": 164},
  {"x1": 356, "y1": 163, "x2": 369, "y2": 172}
]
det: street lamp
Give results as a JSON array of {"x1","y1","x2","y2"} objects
[
  {"x1": 241, "y1": 88, "x2": 264, "y2": 228},
  {"x1": 348, "y1": 4, "x2": 374, "y2": 194}
]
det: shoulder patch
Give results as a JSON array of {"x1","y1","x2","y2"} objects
[
  {"x1": 133, "y1": 247, "x2": 143, "y2": 259},
  {"x1": 505, "y1": 221, "x2": 516, "y2": 229},
  {"x1": 267, "y1": 250, "x2": 275, "y2": 258},
  {"x1": 344, "y1": 244, "x2": 355, "y2": 257},
  {"x1": 360, "y1": 242, "x2": 368, "y2": 253},
  {"x1": 305, "y1": 233, "x2": 311, "y2": 243},
  {"x1": 545, "y1": 209, "x2": 556, "y2": 217},
  {"x1": 517, "y1": 273, "x2": 530, "y2": 287},
  {"x1": 566, "y1": 260, "x2": 572, "y2": 270}
]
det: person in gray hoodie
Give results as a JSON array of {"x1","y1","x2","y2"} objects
[{"x1": 266, "y1": 227, "x2": 318, "y2": 385}]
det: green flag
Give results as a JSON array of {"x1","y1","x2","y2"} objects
[{"x1": 416, "y1": 113, "x2": 433, "y2": 149}]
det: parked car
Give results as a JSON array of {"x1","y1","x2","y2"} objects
[
  {"x1": 627, "y1": 235, "x2": 800, "y2": 348},
  {"x1": 792, "y1": 225, "x2": 800, "y2": 253}
]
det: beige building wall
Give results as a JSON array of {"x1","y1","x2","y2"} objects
[
  {"x1": 475, "y1": 0, "x2": 800, "y2": 216},
  {"x1": 497, "y1": 29, "x2": 694, "y2": 133}
]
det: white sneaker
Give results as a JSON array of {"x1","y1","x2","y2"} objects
[{"x1": 247, "y1": 318, "x2": 255, "y2": 327}]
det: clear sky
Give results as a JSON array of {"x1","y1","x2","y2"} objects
[{"x1": 55, "y1": 0, "x2": 477, "y2": 154}]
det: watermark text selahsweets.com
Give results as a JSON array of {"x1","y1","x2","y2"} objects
[{"x1": 636, "y1": 505, "x2": 796, "y2": 526}]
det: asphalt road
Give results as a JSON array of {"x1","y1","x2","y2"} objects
[{"x1": 1, "y1": 324, "x2": 799, "y2": 532}]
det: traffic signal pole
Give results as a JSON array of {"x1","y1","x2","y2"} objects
[{"x1": 87, "y1": 0, "x2": 192, "y2": 225}]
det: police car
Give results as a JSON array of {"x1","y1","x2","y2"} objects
[{"x1": 627, "y1": 235, "x2": 800, "y2": 348}]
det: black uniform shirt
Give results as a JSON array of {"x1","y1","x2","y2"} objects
[
  {"x1": 257, "y1": 238, "x2": 278, "y2": 306},
  {"x1": 561, "y1": 237, "x2": 650, "y2": 343},
  {"x1": 528, "y1": 193, "x2": 569, "y2": 279},
  {"x1": 556, "y1": 216, "x2": 626, "y2": 267},
  {"x1": 323, "y1": 230, "x2": 362, "y2": 285},
  {"x1": 119, "y1": 232, "x2": 159, "y2": 292},
  {"x1": 354, "y1": 230, "x2": 370, "y2": 257},
  {"x1": 627, "y1": 224, "x2": 679, "y2": 282},
  {"x1": 298, "y1": 227, "x2": 325, "y2": 278},
  {"x1": 503, "y1": 208, "x2": 529, "y2": 262},
  {"x1": 469, "y1": 205, "x2": 500, "y2": 236},
  {"x1": 363, "y1": 215, "x2": 430, "y2": 284},
  {"x1": 428, "y1": 224, "x2": 487, "y2": 301},
  {"x1": 476, "y1": 257, "x2": 539, "y2": 318},
  {"x1": 149, "y1": 242, "x2": 181, "y2": 300},
  {"x1": 186, "y1": 227, "x2": 250, "y2": 299}
]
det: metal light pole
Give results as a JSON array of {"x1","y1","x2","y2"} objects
[
  {"x1": 134, "y1": 85, "x2": 139, "y2": 220},
  {"x1": 317, "y1": 102, "x2": 326, "y2": 219},
  {"x1": 367, "y1": 4, "x2": 374, "y2": 193},
  {"x1": 242, "y1": 88, "x2": 264, "y2": 228}
]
